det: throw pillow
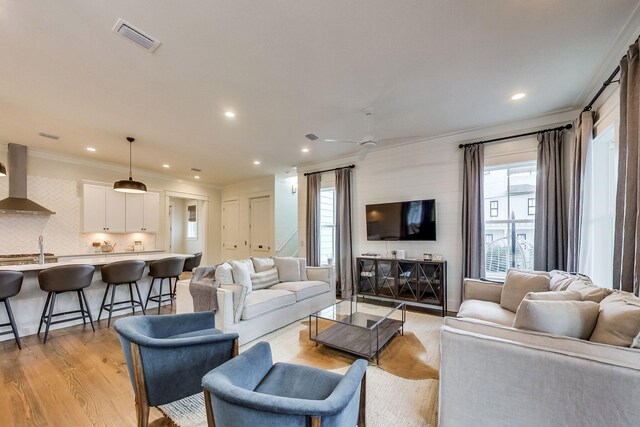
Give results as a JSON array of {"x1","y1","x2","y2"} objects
[
  {"x1": 215, "y1": 263, "x2": 234, "y2": 285},
  {"x1": 273, "y1": 257, "x2": 302, "y2": 282},
  {"x1": 250, "y1": 268, "x2": 280, "y2": 290},
  {"x1": 295, "y1": 257, "x2": 308, "y2": 281},
  {"x1": 236, "y1": 258, "x2": 256, "y2": 274},
  {"x1": 524, "y1": 290, "x2": 582, "y2": 301},
  {"x1": 566, "y1": 283, "x2": 610, "y2": 303},
  {"x1": 230, "y1": 260, "x2": 253, "y2": 294},
  {"x1": 590, "y1": 291, "x2": 640, "y2": 347},
  {"x1": 513, "y1": 299, "x2": 600, "y2": 340},
  {"x1": 500, "y1": 269, "x2": 550, "y2": 313},
  {"x1": 251, "y1": 256, "x2": 275, "y2": 273},
  {"x1": 220, "y1": 284, "x2": 248, "y2": 324},
  {"x1": 549, "y1": 270, "x2": 594, "y2": 291}
]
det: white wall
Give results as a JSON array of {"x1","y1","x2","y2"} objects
[
  {"x1": 0, "y1": 146, "x2": 221, "y2": 262},
  {"x1": 298, "y1": 109, "x2": 580, "y2": 311}
]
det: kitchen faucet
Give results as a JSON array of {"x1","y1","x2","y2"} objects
[{"x1": 38, "y1": 235, "x2": 45, "y2": 265}]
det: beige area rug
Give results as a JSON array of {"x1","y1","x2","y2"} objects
[{"x1": 160, "y1": 307, "x2": 443, "y2": 427}]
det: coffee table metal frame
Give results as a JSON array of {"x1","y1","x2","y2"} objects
[{"x1": 309, "y1": 297, "x2": 406, "y2": 364}]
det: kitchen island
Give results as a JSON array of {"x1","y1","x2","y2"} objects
[{"x1": 0, "y1": 252, "x2": 193, "y2": 342}]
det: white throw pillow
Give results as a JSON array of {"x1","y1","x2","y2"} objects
[
  {"x1": 590, "y1": 291, "x2": 640, "y2": 347},
  {"x1": 524, "y1": 290, "x2": 582, "y2": 301},
  {"x1": 250, "y1": 268, "x2": 280, "y2": 290},
  {"x1": 215, "y1": 263, "x2": 234, "y2": 285},
  {"x1": 294, "y1": 257, "x2": 308, "y2": 281},
  {"x1": 273, "y1": 257, "x2": 302, "y2": 282},
  {"x1": 236, "y1": 258, "x2": 256, "y2": 274},
  {"x1": 500, "y1": 269, "x2": 550, "y2": 313},
  {"x1": 251, "y1": 256, "x2": 275, "y2": 273},
  {"x1": 220, "y1": 284, "x2": 248, "y2": 323},
  {"x1": 230, "y1": 260, "x2": 253, "y2": 294},
  {"x1": 513, "y1": 299, "x2": 600, "y2": 340}
]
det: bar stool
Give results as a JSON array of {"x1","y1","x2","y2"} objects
[
  {"x1": 145, "y1": 257, "x2": 185, "y2": 315},
  {"x1": 183, "y1": 252, "x2": 203, "y2": 273},
  {"x1": 98, "y1": 260, "x2": 146, "y2": 327},
  {"x1": 0, "y1": 271, "x2": 24, "y2": 349},
  {"x1": 37, "y1": 264, "x2": 95, "y2": 343}
]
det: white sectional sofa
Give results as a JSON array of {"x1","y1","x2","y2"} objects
[{"x1": 176, "y1": 257, "x2": 336, "y2": 345}]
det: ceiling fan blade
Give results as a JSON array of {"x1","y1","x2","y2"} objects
[
  {"x1": 323, "y1": 139, "x2": 362, "y2": 144},
  {"x1": 358, "y1": 143, "x2": 374, "y2": 161},
  {"x1": 375, "y1": 136, "x2": 425, "y2": 145}
]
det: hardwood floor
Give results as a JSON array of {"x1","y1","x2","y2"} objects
[{"x1": 0, "y1": 306, "x2": 177, "y2": 427}]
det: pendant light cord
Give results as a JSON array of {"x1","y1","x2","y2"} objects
[{"x1": 129, "y1": 141, "x2": 132, "y2": 179}]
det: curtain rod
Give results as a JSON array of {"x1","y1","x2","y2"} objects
[
  {"x1": 458, "y1": 124, "x2": 573, "y2": 149},
  {"x1": 582, "y1": 65, "x2": 621, "y2": 112},
  {"x1": 303, "y1": 164, "x2": 355, "y2": 176}
]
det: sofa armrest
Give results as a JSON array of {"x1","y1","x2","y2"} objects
[
  {"x1": 306, "y1": 266, "x2": 333, "y2": 284},
  {"x1": 216, "y1": 287, "x2": 234, "y2": 330},
  {"x1": 463, "y1": 278, "x2": 503, "y2": 303}
]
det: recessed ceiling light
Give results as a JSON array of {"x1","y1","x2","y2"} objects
[
  {"x1": 162, "y1": 164, "x2": 170, "y2": 168},
  {"x1": 253, "y1": 160, "x2": 261, "y2": 165},
  {"x1": 511, "y1": 92, "x2": 526, "y2": 100},
  {"x1": 225, "y1": 111, "x2": 236, "y2": 118},
  {"x1": 86, "y1": 147, "x2": 96, "y2": 152},
  {"x1": 301, "y1": 148, "x2": 309, "y2": 153},
  {"x1": 194, "y1": 175, "x2": 200, "y2": 179}
]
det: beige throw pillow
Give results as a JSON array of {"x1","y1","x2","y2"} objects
[
  {"x1": 513, "y1": 299, "x2": 600, "y2": 340},
  {"x1": 524, "y1": 290, "x2": 582, "y2": 301},
  {"x1": 590, "y1": 291, "x2": 640, "y2": 347},
  {"x1": 219, "y1": 284, "x2": 248, "y2": 323},
  {"x1": 251, "y1": 257, "x2": 275, "y2": 273},
  {"x1": 500, "y1": 269, "x2": 550, "y2": 313},
  {"x1": 273, "y1": 257, "x2": 302, "y2": 282},
  {"x1": 215, "y1": 263, "x2": 234, "y2": 285},
  {"x1": 230, "y1": 260, "x2": 253, "y2": 294},
  {"x1": 250, "y1": 268, "x2": 280, "y2": 290}
]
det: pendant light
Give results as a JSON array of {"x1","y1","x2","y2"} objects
[{"x1": 114, "y1": 137, "x2": 147, "y2": 193}]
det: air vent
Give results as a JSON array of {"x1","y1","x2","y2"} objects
[
  {"x1": 305, "y1": 134, "x2": 319, "y2": 141},
  {"x1": 38, "y1": 132, "x2": 60, "y2": 140},
  {"x1": 191, "y1": 167, "x2": 202, "y2": 172},
  {"x1": 112, "y1": 19, "x2": 161, "y2": 52}
]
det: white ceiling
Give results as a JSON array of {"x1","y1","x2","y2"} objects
[{"x1": 0, "y1": 0, "x2": 639, "y2": 185}]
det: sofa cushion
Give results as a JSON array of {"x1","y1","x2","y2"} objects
[
  {"x1": 250, "y1": 268, "x2": 280, "y2": 290},
  {"x1": 241, "y1": 289, "x2": 296, "y2": 320},
  {"x1": 457, "y1": 300, "x2": 516, "y2": 326},
  {"x1": 220, "y1": 284, "x2": 248, "y2": 323},
  {"x1": 215, "y1": 263, "x2": 234, "y2": 285},
  {"x1": 524, "y1": 290, "x2": 582, "y2": 301},
  {"x1": 273, "y1": 257, "x2": 302, "y2": 282},
  {"x1": 500, "y1": 269, "x2": 550, "y2": 313},
  {"x1": 513, "y1": 299, "x2": 600, "y2": 340},
  {"x1": 251, "y1": 257, "x2": 275, "y2": 273},
  {"x1": 549, "y1": 271, "x2": 591, "y2": 291},
  {"x1": 269, "y1": 281, "x2": 330, "y2": 301},
  {"x1": 590, "y1": 291, "x2": 640, "y2": 347},
  {"x1": 230, "y1": 260, "x2": 253, "y2": 294}
]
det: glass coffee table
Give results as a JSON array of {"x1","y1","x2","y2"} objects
[{"x1": 309, "y1": 298, "x2": 406, "y2": 364}]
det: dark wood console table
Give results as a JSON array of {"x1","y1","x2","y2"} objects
[{"x1": 356, "y1": 257, "x2": 447, "y2": 316}]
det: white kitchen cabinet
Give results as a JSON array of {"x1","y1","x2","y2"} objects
[
  {"x1": 82, "y1": 184, "x2": 126, "y2": 232},
  {"x1": 125, "y1": 192, "x2": 160, "y2": 232}
]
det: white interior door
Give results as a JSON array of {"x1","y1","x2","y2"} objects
[
  {"x1": 222, "y1": 200, "x2": 239, "y2": 259},
  {"x1": 250, "y1": 196, "x2": 271, "y2": 256}
]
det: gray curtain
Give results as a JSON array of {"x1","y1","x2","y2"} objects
[
  {"x1": 567, "y1": 111, "x2": 594, "y2": 272},
  {"x1": 335, "y1": 167, "x2": 354, "y2": 298},
  {"x1": 613, "y1": 42, "x2": 640, "y2": 295},
  {"x1": 306, "y1": 173, "x2": 321, "y2": 266},
  {"x1": 462, "y1": 145, "x2": 485, "y2": 278},
  {"x1": 534, "y1": 129, "x2": 567, "y2": 271}
]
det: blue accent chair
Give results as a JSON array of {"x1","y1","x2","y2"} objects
[
  {"x1": 114, "y1": 312, "x2": 239, "y2": 427},
  {"x1": 202, "y1": 341, "x2": 367, "y2": 427}
]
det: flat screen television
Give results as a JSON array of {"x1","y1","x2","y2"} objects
[{"x1": 366, "y1": 199, "x2": 436, "y2": 241}]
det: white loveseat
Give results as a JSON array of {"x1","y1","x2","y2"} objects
[{"x1": 176, "y1": 257, "x2": 336, "y2": 345}]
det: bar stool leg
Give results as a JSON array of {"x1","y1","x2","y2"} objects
[
  {"x1": 107, "y1": 283, "x2": 117, "y2": 328},
  {"x1": 157, "y1": 278, "x2": 164, "y2": 315},
  {"x1": 128, "y1": 283, "x2": 135, "y2": 315},
  {"x1": 80, "y1": 290, "x2": 95, "y2": 332},
  {"x1": 43, "y1": 292, "x2": 57, "y2": 343},
  {"x1": 135, "y1": 282, "x2": 146, "y2": 315},
  {"x1": 4, "y1": 299, "x2": 22, "y2": 350},
  {"x1": 144, "y1": 278, "x2": 155, "y2": 311},
  {"x1": 98, "y1": 284, "x2": 111, "y2": 322},
  {"x1": 37, "y1": 292, "x2": 52, "y2": 336},
  {"x1": 77, "y1": 291, "x2": 86, "y2": 325}
]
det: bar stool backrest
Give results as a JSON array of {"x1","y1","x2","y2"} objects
[
  {"x1": 101, "y1": 260, "x2": 146, "y2": 284},
  {"x1": 0, "y1": 271, "x2": 23, "y2": 300},
  {"x1": 149, "y1": 257, "x2": 185, "y2": 278},
  {"x1": 183, "y1": 252, "x2": 203, "y2": 272},
  {"x1": 38, "y1": 264, "x2": 95, "y2": 292}
]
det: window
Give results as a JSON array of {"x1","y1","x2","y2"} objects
[
  {"x1": 484, "y1": 162, "x2": 536, "y2": 279},
  {"x1": 187, "y1": 204, "x2": 198, "y2": 240},
  {"x1": 527, "y1": 198, "x2": 535, "y2": 216},
  {"x1": 485, "y1": 234, "x2": 494, "y2": 243},
  {"x1": 489, "y1": 200, "x2": 499, "y2": 217},
  {"x1": 319, "y1": 188, "x2": 336, "y2": 265}
]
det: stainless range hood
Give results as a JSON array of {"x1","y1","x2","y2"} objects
[{"x1": 0, "y1": 144, "x2": 55, "y2": 215}]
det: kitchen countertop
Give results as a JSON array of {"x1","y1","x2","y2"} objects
[
  {"x1": 0, "y1": 252, "x2": 192, "y2": 272},
  {"x1": 57, "y1": 250, "x2": 167, "y2": 258}
]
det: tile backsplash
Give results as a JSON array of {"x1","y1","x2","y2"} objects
[{"x1": 0, "y1": 175, "x2": 157, "y2": 255}]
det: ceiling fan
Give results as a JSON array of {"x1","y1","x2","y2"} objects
[{"x1": 305, "y1": 109, "x2": 418, "y2": 160}]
